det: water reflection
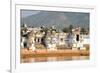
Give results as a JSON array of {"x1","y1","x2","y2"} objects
[{"x1": 21, "y1": 56, "x2": 89, "y2": 63}]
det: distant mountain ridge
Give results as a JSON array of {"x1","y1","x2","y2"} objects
[{"x1": 21, "y1": 11, "x2": 89, "y2": 29}]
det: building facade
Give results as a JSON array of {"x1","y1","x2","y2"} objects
[{"x1": 21, "y1": 25, "x2": 89, "y2": 51}]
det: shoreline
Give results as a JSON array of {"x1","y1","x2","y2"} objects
[{"x1": 21, "y1": 49, "x2": 89, "y2": 58}]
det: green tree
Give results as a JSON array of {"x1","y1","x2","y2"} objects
[
  {"x1": 21, "y1": 24, "x2": 28, "y2": 37},
  {"x1": 81, "y1": 27, "x2": 86, "y2": 34},
  {"x1": 62, "y1": 27, "x2": 69, "y2": 33},
  {"x1": 69, "y1": 25, "x2": 73, "y2": 33}
]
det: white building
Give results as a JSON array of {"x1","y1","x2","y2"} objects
[
  {"x1": 28, "y1": 31, "x2": 36, "y2": 51},
  {"x1": 58, "y1": 32, "x2": 67, "y2": 46},
  {"x1": 72, "y1": 27, "x2": 88, "y2": 50},
  {"x1": 21, "y1": 25, "x2": 89, "y2": 51}
]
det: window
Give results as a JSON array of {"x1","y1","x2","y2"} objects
[{"x1": 76, "y1": 34, "x2": 79, "y2": 41}]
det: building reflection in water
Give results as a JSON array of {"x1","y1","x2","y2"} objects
[{"x1": 21, "y1": 56, "x2": 89, "y2": 63}]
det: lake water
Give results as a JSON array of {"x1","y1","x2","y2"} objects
[{"x1": 21, "y1": 56, "x2": 89, "y2": 63}]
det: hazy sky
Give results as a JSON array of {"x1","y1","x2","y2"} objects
[{"x1": 21, "y1": 10, "x2": 40, "y2": 18}]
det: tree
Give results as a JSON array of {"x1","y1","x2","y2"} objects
[
  {"x1": 62, "y1": 27, "x2": 69, "y2": 33},
  {"x1": 69, "y1": 25, "x2": 73, "y2": 33},
  {"x1": 21, "y1": 24, "x2": 28, "y2": 38},
  {"x1": 81, "y1": 27, "x2": 86, "y2": 34}
]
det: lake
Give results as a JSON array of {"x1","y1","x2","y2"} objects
[{"x1": 21, "y1": 56, "x2": 89, "y2": 63}]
